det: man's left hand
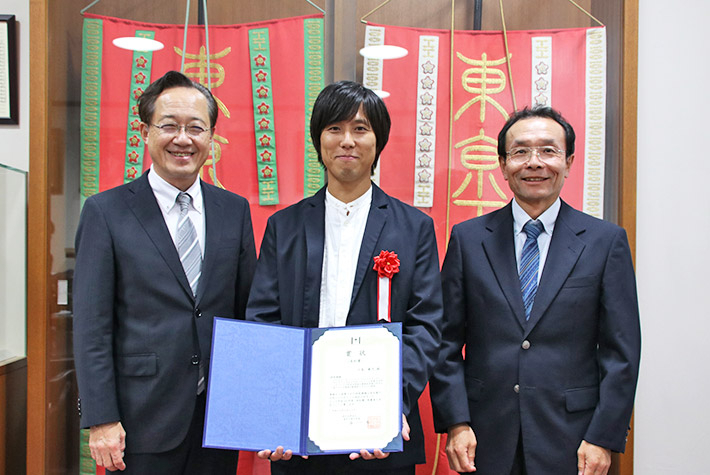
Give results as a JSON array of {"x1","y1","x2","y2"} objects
[
  {"x1": 348, "y1": 414, "x2": 410, "y2": 461},
  {"x1": 577, "y1": 440, "x2": 611, "y2": 475}
]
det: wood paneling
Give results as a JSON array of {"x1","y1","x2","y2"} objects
[
  {"x1": 27, "y1": 0, "x2": 50, "y2": 471},
  {"x1": 1, "y1": 358, "x2": 27, "y2": 475}
]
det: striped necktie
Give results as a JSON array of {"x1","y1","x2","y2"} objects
[
  {"x1": 176, "y1": 192, "x2": 206, "y2": 393},
  {"x1": 519, "y1": 220, "x2": 544, "y2": 320},
  {"x1": 176, "y1": 192, "x2": 202, "y2": 296}
]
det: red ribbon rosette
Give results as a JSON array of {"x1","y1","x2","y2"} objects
[
  {"x1": 372, "y1": 250, "x2": 400, "y2": 278},
  {"x1": 373, "y1": 251, "x2": 400, "y2": 322}
]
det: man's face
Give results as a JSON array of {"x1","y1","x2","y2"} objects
[
  {"x1": 319, "y1": 105, "x2": 377, "y2": 191},
  {"x1": 140, "y1": 86, "x2": 213, "y2": 191},
  {"x1": 499, "y1": 117, "x2": 573, "y2": 214}
]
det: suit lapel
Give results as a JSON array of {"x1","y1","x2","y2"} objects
[
  {"x1": 302, "y1": 189, "x2": 326, "y2": 328},
  {"x1": 350, "y1": 185, "x2": 387, "y2": 309},
  {"x1": 525, "y1": 201, "x2": 585, "y2": 335},
  {"x1": 481, "y1": 204, "x2": 527, "y2": 329},
  {"x1": 195, "y1": 182, "x2": 223, "y2": 304},
  {"x1": 127, "y1": 173, "x2": 194, "y2": 300}
]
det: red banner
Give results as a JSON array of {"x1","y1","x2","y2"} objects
[
  {"x1": 361, "y1": 24, "x2": 606, "y2": 475},
  {"x1": 364, "y1": 23, "x2": 606, "y2": 264},
  {"x1": 81, "y1": 13, "x2": 325, "y2": 250}
]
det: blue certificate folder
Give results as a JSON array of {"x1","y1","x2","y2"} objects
[{"x1": 203, "y1": 318, "x2": 403, "y2": 455}]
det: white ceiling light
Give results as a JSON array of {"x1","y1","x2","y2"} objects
[
  {"x1": 112, "y1": 37, "x2": 165, "y2": 52},
  {"x1": 373, "y1": 90, "x2": 390, "y2": 99},
  {"x1": 359, "y1": 45, "x2": 408, "y2": 60}
]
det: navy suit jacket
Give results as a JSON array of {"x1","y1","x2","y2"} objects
[
  {"x1": 73, "y1": 171, "x2": 256, "y2": 453},
  {"x1": 246, "y1": 184, "x2": 443, "y2": 469},
  {"x1": 430, "y1": 201, "x2": 641, "y2": 474}
]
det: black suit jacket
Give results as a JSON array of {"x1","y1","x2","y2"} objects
[
  {"x1": 73, "y1": 171, "x2": 256, "y2": 453},
  {"x1": 430, "y1": 201, "x2": 641, "y2": 474},
  {"x1": 246, "y1": 184, "x2": 443, "y2": 469}
]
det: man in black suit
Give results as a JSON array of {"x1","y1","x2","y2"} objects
[
  {"x1": 246, "y1": 81, "x2": 443, "y2": 474},
  {"x1": 429, "y1": 107, "x2": 641, "y2": 474},
  {"x1": 73, "y1": 70, "x2": 256, "y2": 474}
]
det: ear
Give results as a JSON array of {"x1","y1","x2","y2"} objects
[
  {"x1": 564, "y1": 153, "x2": 575, "y2": 178},
  {"x1": 140, "y1": 122, "x2": 150, "y2": 144},
  {"x1": 498, "y1": 156, "x2": 510, "y2": 180}
]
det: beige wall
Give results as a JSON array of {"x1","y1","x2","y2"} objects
[{"x1": 635, "y1": 0, "x2": 710, "y2": 473}]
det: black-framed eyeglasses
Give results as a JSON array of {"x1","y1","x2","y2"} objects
[
  {"x1": 150, "y1": 123, "x2": 211, "y2": 138},
  {"x1": 505, "y1": 146, "x2": 566, "y2": 163}
]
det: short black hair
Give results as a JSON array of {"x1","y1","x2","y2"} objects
[
  {"x1": 497, "y1": 106, "x2": 575, "y2": 160},
  {"x1": 138, "y1": 70, "x2": 218, "y2": 128},
  {"x1": 310, "y1": 81, "x2": 391, "y2": 174}
]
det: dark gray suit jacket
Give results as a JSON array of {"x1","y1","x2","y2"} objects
[
  {"x1": 246, "y1": 184, "x2": 443, "y2": 469},
  {"x1": 73, "y1": 171, "x2": 256, "y2": 453},
  {"x1": 430, "y1": 201, "x2": 641, "y2": 474}
]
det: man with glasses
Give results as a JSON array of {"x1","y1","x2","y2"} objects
[
  {"x1": 429, "y1": 107, "x2": 641, "y2": 474},
  {"x1": 73, "y1": 70, "x2": 256, "y2": 474}
]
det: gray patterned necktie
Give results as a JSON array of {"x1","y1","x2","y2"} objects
[
  {"x1": 176, "y1": 192, "x2": 202, "y2": 296},
  {"x1": 176, "y1": 192, "x2": 205, "y2": 393}
]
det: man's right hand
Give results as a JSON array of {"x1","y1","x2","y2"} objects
[
  {"x1": 89, "y1": 421, "x2": 126, "y2": 471},
  {"x1": 445, "y1": 423, "x2": 477, "y2": 472}
]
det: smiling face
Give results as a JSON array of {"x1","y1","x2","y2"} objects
[
  {"x1": 320, "y1": 106, "x2": 377, "y2": 202},
  {"x1": 499, "y1": 117, "x2": 574, "y2": 218},
  {"x1": 140, "y1": 86, "x2": 213, "y2": 191}
]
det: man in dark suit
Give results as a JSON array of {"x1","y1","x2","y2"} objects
[
  {"x1": 246, "y1": 80, "x2": 443, "y2": 474},
  {"x1": 73, "y1": 70, "x2": 256, "y2": 474},
  {"x1": 429, "y1": 107, "x2": 641, "y2": 475}
]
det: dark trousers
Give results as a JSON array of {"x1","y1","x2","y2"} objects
[
  {"x1": 270, "y1": 456, "x2": 415, "y2": 475},
  {"x1": 120, "y1": 393, "x2": 238, "y2": 475}
]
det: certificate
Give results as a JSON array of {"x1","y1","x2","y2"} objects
[{"x1": 203, "y1": 319, "x2": 403, "y2": 455}]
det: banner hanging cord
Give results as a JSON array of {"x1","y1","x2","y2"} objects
[
  {"x1": 80, "y1": 0, "x2": 101, "y2": 15},
  {"x1": 181, "y1": 0, "x2": 190, "y2": 73},
  {"x1": 305, "y1": 0, "x2": 325, "y2": 14},
  {"x1": 201, "y1": 0, "x2": 219, "y2": 188},
  {"x1": 360, "y1": 0, "x2": 392, "y2": 24},
  {"x1": 500, "y1": 0, "x2": 517, "y2": 112},
  {"x1": 566, "y1": 0, "x2": 604, "y2": 26},
  {"x1": 445, "y1": 0, "x2": 455, "y2": 249}
]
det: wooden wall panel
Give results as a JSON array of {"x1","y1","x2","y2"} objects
[{"x1": 1, "y1": 358, "x2": 27, "y2": 475}]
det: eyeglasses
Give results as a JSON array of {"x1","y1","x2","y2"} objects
[
  {"x1": 150, "y1": 123, "x2": 211, "y2": 138},
  {"x1": 505, "y1": 146, "x2": 566, "y2": 163}
]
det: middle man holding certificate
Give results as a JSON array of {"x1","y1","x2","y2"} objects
[{"x1": 246, "y1": 80, "x2": 444, "y2": 474}]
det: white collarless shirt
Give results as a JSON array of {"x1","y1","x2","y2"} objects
[
  {"x1": 512, "y1": 197, "x2": 560, "y2": 285},
  {"x1": 148, "y1": 166, "x2": 205, "y2": 258},
  {"x1": 318, "y1": 186, "x2": 373, "y2": 328}
]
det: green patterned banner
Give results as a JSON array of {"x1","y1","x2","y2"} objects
[
  {"x1": 303, "y1": 18, "x2": 325, "y2": 197},
  {"x1": 248, "y1": 27, "x2": 279, "y2": 205},
  {"x1": 124, "y1": 31, "x2": 155, "y2": 184},
  {"x1": 79, "y1": 18, "x2": 103, "y2": 207}
]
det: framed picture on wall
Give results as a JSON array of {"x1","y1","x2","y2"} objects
[{"x1": 0, "y1": 14, "x2": 18, "y2": 125}]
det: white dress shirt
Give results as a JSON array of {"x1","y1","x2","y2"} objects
[
  {"x1": 318, "y1": 186, "x2": 373, "y2": 328},
  {"x1": 148, "y1": 166, "x2": 205, "y2": 258},
  {"x1": 512, "y1": 197, "x2": 561, "y2": 285}
]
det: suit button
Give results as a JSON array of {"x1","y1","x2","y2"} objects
[
  {"x1": 194, "y1": 308, "x2": 203, "y2": 318},
  {"x1": 513, "y1": 384, "x2": 520, "y2": 393},
  {"x1": 191, "y1": 355, "x2": 200, "y2": 365},
  {"x1": 521, "y1": 340, "x2": 531, "y2": 350}
]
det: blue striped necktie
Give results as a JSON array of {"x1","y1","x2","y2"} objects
[{"x1": 519, "y1": 220, "x2": 544, "y2": 320}]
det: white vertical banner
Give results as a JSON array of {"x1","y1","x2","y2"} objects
[
  {"x1": 413, "y1": 35, "x2": 439, "y2": 208},
  {"x1": 363, "y1": 25, "x2": 385, "y2": 186},
  {"x1": 583, "y1": 27, "x2": 606, "y2": 219},
  {"x1": 531, "y1": 36, "x2": 552, "y2": 107}
]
